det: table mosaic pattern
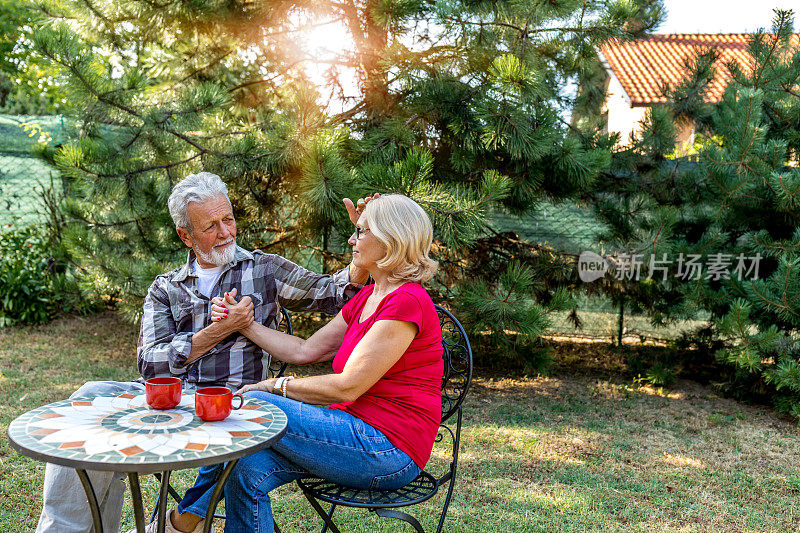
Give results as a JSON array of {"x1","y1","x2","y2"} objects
[{"x1": 8, "y1": 391, "x2": 287, "y2": 472}]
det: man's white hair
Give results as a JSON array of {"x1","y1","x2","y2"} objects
[{"x1": 168, "y1": 172, "x2": 230, "y2": 231}]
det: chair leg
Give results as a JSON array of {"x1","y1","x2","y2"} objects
[
  {"x1": 373, "y1": 508, "x2": 424, "y2": 532},
  {"x1": 437, "y1": 411, "x2": 463, "y2": 533},
  {"x1": 321, "y1": 503, "x2": 337, "y2": 533},
  {"x1": 435, "y1": 477, "x2": 456, "y2": 533},
  {"x1": 300, "y1": 488, "x2": 341, "y2": 533}
]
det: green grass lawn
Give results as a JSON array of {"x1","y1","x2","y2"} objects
[{"x1": 2, "y1": 313, "x2": 800, "y2": 532}]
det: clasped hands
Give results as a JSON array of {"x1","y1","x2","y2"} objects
[
  {"x1": 210, "y1": 288, "x2": 253, "y2": 332},
  {"x1": 209, "y1": 291, "x2": 274, "y2": 395}
]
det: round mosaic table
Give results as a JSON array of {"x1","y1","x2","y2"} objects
[{"x1": 8, "y1": 389, "x2": 288, "y2": 533}]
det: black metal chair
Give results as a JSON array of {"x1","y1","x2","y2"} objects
[
  {"x1": 296, "y1": 304, "x2": 473, "y2": 533},
  {"x1": 268, "y1": 307, "x2": 291, "y2": 379},
  {"x1": 149, "y1": 307, "x2": 292, "y2": 527}
]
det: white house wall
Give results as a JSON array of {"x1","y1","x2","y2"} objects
[{"x1": 603, "y1": 66, "x2": 647, "y2": 147}]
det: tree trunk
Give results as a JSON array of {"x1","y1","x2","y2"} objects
[
  {"x1": 322, "y1": 223, "x2": 329, "y2": 274},
  {"x1": 341, "y1": 0, "x2": 390, "y2": 119},
  {"x1": 363, "y1": 4, "x2": 389, "y2": 118}
]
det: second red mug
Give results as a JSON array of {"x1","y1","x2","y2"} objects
[{"x1": 195, "y1": 387, "x2": 244, "y2": 422}]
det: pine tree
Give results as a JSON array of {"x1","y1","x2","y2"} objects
[
  {"x1": 34, "y1": 0, "x2": 664, "y2": 368},
  {"x1": 679, "y1": 11, "x2": 800, "y2": 415},
  {"x1": 590, "y1": 9, "x2": 800, "y2": 411},
  {"x1": 0, "y1": 0, "x2": 63, "y2": 112}
]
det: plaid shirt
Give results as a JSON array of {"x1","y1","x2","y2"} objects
[{"x1": 137, "y1": 246, "x2": 360, "y2": 389}]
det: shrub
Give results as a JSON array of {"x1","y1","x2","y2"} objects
[
  {"x1": 0, "y1": 223, "x2": 95, "y2": 326},
  {"x1": 644, "y1": 364, "x2": 677, "y2": 387}
]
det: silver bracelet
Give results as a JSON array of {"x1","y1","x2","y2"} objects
[{"x1": 281, "y1": 376, "x2": 295, "y2": 397}]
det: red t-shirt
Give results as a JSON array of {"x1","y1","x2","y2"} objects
[{"x1": 329, "y1": 283, "x2": 443, "y2": 469}]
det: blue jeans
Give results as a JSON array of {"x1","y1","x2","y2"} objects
[{"x1": 178, "y1": 392, "x2": 421, "y2": 532}]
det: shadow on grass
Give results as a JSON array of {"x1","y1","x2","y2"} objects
[{"x1": 4, "y1": 313, "x2": 800, "y2": 531}]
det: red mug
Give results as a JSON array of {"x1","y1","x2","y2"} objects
[
  {"x1": 145, "y1": 377, "x2": 182, "y2": 410},
  {"x1": 195, "y1": 387, "x2": 244, "y2": 422}
]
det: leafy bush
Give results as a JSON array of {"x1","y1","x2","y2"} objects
[
  {"x1": 624, "y1": 345, "x2": 679, "y2": 385},
  {"x1": 644, "y1": 364, "x2": 677, "y2": 387},
  {"x1": 0, "y1": 223, "x2": 95, "y2": 326}
]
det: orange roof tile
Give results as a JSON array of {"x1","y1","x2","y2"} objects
[{"x1": 599, "y1": 33, "x2": 799, "y2": 106}]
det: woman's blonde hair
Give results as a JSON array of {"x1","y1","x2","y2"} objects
[{"x1": 364, "y1": 194, "x2": 438, "y2": 283}]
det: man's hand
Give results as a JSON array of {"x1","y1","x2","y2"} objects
[
  {"x1": 344, "y1": 194, "x2": 379, "y2": 285},
  {"x1": 184, "y1": 288, "x2": 254, "y2": 366},
  {"x1": 343, "y1": 193, "x2": 380, "y2": 225},
  {"x1": 211, "y1": 288, "x2": 254, "y2": 333}
]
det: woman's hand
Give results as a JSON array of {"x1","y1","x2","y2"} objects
[
  {"x1": 210, "y1": 288, "x2": 254, "y2": 332},
  {"x1": 210, "y1": 296, "x2": 227, "y2": 322},
  {"x1": 236, "y1": 378, "x2": 277, "y2": 395}
]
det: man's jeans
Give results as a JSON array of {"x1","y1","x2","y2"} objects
[
  {"x1": 177, "y1": 393, "x2": 421, "y2": 533},
  {"x1": 36, "y1": 381, "x2": 143, "y2": 533}
]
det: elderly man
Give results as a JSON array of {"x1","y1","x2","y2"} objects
[{"x1": 36, "y1": 172, "x2": 370, "y2": 533}]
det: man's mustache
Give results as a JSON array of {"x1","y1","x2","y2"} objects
[{"x1": 214, "y1": 239, "x2": 235, "y2": 249}]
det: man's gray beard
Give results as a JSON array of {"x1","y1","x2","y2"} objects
[{"x1": 196, "y1": 240, "x2": 236, "y2": 266}]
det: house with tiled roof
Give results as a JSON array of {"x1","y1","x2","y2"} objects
[{"x1": 598, "y1": 33, "x2": 798, "y2": 150}]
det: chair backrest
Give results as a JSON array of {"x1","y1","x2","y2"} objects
[
  {"x1": 268, "y1": 307, "x2": 292, "y2": 378},
  {"x1": 277, "y1": 306, "x2": 293, "y2": 335},
  {"x1": 435, "y1": 305, "x2": 473, "y2": 424}
]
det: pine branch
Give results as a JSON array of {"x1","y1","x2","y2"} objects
[
  {"x1": 442, "y1": 16, "x2": 599, "y2": 37},
  {"x1": 751, "y1": 29, "x2": 784, "y2": 88},
  {"x1": 95, "y1": 153, "x2": 204, "y2": 178},
  {"x1": 80, "y1": 0, "x2": 111, "y2": 26},
  {"x1": 230, "y1": 60, "x2": 306, "y2": 92},
  {"x1": 335, "y1": 0, "x2": 368, "y2": 54},
  {"x1": 68, "y1": 213, "x2": 141, "y2": 228},
  {"x1": 753, "y1": 233, "x2": 800, "y2": 254},
  {"x1": 330, "y1": 101, "x2": 367, "y2": 124},
  {"x1": 41, "y1": 42, "x2": 250, "y2": 161},
  {"x1": 428, "y1": 194, "x2": 492, "y2": 216},
  {"x1": 749, "y1": 282, "x2": 795, "y2": 315},
  {"x1": 180, "y1": 51, "x2": 234, "y2": 83}
]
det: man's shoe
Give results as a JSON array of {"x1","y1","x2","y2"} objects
[{"x1": 123, "y1": 509, "x2": 205, "y2": 533}]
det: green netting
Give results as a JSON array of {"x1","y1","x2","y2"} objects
[
  {"x1": 490, "y1": 201, "x2": 607, "y2": 255},
  {"x1": 0, "y1": 156, "x2": 61, "y2": 226},
  {"x1": 0, "y1": 114, "x2": 76, "y2": 153},
  {"x1": 491, "y1": 202, "x2": 705, "y2": 341},
  {"x1": 548, "y1": 295, "x2": 710, "y2": 342},
  {"x1": 0, "y1": 114, "x2": 73, "y2": 226}
]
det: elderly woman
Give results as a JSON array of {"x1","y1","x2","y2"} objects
[{"x1": 160, "y1": 194, "x2": 443, "y2": 533}]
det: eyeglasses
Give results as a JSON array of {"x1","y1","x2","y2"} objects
[{"x1": 355, "y1": 226, "x2": 371, "y2": 239}]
